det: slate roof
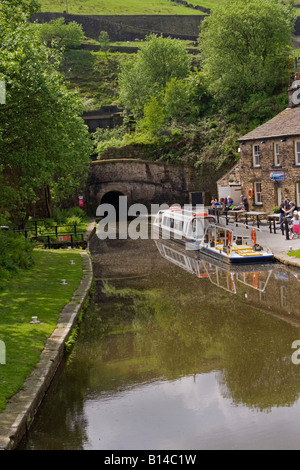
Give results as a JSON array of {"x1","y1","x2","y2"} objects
[{"x1": 238, "y1": 106, "x2": 300, "y2": 141}]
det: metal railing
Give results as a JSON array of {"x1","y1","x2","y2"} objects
[{"x1": 1, "y1": 222, "x2": 87, "y2": 247}]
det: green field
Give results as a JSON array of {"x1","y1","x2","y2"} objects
[
  {"x1": 38, "y1": 0, "x2": 300, "y2": 15},
  {"x1": 39, "y1": 0, "x2": 220, "y2": 15}
]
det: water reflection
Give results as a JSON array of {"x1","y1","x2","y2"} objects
[
  {"x1": 155, "y1": 239, "x2": 273, "y2": 295},
  {"x1": 155, "y1": 239, "x2": 300, "y2": 323},
  {"x1": 21, "y1": 236, "x2": 300, "y2": 450}
]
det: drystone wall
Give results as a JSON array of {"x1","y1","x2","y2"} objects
[{"x1": 31, "y1": 13, "x2": 206, "y2": 41}]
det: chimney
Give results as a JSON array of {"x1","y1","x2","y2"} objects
[{"x1": 288, "y1": 72, "x2": 300, "y2": 107}]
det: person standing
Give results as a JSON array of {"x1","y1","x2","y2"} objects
[
  {"x1": 283, "y1": 195, "x2": 290, "y2": 211},
  {"x1": 292, "y1": 211, "x2": 300, "y2": 238},
  {"x1": 279, "y1": 202, "x2": 286, "y2": 233},
  {"x1": 241, "y1": 195, "x2": 249, "y2": 211},
  {"x1": 285, "y1": 201, "x2": 296, "y2": 218}
]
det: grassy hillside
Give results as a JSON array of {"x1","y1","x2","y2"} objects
[
  {"x1": 61, "y1": 49, "x2": 134, "y2": 110},
  {"x1": 38, "y1": 0, "x2": 221, "y2": 15},
  {"x1": 61, "y1": 44, "x2": 200, "y2": 110}
]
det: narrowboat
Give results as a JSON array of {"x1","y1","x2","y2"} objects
[{"x1": 153, "y1": 205, "x2": 274, "y2": 264}]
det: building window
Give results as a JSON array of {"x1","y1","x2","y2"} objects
[
  {"x1": 253, "y1": 145, "x2": 260, "y2": 167},
  {"x1": 274, "y1": 143, "x2": 280, "y2": 166},
  {"x1": 254, "y1": 182, "x2": 262, "y2": 205},
  {"x1": 295, "y1": 141, "x2": 300, "y2": 165}
]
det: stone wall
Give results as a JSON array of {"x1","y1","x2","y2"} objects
[
  {"x1": 238, "y1": 138, "x2": 300, "y2": 212},
  {"x1": 31, "y1": 13, "x2": 206, "y2": 41},
  {"x1": 99, "y1": 145, "x2": 155, "y2": 160},
  {"x1": 31, "y1": 11, "x2": 300, "y2": 41},
  {"x1": 86, "y1": 159, "x2": 204, "y2": 214}
]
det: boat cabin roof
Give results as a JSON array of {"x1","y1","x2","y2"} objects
[{"x1": 159, "y1": 208, "x2": 215, "y2": 221}]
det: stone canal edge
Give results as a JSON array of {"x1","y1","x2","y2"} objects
[{"x1": 0, "y1": 250, "x2": 94, "y2": 451}]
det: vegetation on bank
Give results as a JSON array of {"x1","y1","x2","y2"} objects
[
  {"x1": 28, "y1": 206, "x2": 90, "y2": 236},
  {"x1": 0, "y1": 207, "x2": 89, "y2": 289},
  {"x1": 0, "y1": 249, "x2": 83, "y2": 413},
  {"x1": 0, "y1": 231, "x2": 34, "y2": 291}
]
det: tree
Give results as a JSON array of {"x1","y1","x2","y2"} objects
[
  {"x1": 137, "y1": 96, "x2": 166, "y2": 136},
  {"x1": 36, "y1": 17, "x2": 85, "y2": 49},
  {"x1": 98, "y1": 30, "x2": 110, "y2": 57},
  {"x1": 0, "y1": 2, "x2": 93, "y2": 223},
  {"x1": 163, "y1": 78, "x2": 191, "y2": 123},
  {"x1": 199, "y1": 0, "x2": 296, "y2": 111},
  {"x1": 119, "y1": 34, "x2": 191, "y2": 117},
  {"x1": 0, "y1": 0, "x2": 40, "y2": 20}
]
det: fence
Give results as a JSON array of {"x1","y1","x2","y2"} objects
[{"x1": 1, "y1": 221, "x2": 87, "y2": 249}]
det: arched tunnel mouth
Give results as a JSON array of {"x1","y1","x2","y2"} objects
[{"x1": 100, "y1": 191, "x2": 127, "y2": 221}]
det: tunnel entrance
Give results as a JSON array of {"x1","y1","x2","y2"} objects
[{"x1": 100, "y1": 191, "x2": 127, "y2": 220}]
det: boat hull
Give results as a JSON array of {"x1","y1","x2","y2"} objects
[{"x1": 200, "y1": 245, "x2": 274, "y2": 264}]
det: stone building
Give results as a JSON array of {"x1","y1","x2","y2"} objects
[{"x1": 218, "y1": 77, "x2": 300, "y2": 213}]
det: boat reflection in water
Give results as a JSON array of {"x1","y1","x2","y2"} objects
[{"x1": 155, "y1": 239, "x2": 274, "y2": 296}]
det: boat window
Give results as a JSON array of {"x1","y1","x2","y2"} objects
[
  {"x1": 163, "y1": 216, "x2": 170, "y2": 227},
  {"x1": 191, "y1": 219, "x2": 204, "y2": 238},
  {"x1": 174, "y1": 219, "x2": 183, "y2": 231}
]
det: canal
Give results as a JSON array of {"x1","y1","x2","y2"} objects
[{"x1": 20, "y1": 231, "x2": 300, "y2": 450}]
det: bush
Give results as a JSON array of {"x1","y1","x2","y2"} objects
[
  {"x1": 52, "y1": 207, "x2": 85, "y2": 225},
  {"x1": 0, "y1": 231, "x2": 34, "y2": 290},
  {"x1": 36, "y1": 18, "x2": 85, "y2": 49},
  {"x1": 66, "y1": 216, "x2": 82, "y2": 226},
  {"x1": 94, "y1": 125, "x2": 129, "y2": 156}
]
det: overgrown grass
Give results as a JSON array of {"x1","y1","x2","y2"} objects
[
  {"x1": 0, "y1": 249, "x2": 83, "y2": 412},
  {"x1": 61, "y1": 49, "x2": 134, "y2": 110},
  {"x1": 39, "y1": 0, "x2": 210, "y2": 15}
]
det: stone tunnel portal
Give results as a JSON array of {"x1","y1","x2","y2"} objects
[{"x1": 100, "y1": 191, "x2": 127, "y2": 220}]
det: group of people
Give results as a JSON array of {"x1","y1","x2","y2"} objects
[
  {"x1": 279, "y1": 195, "x2": 299, "y2": 238},
  {"x1": 209, "y1": 193, "x2": 299, "y2": 238},
  {"x1": 209, "y1": 196, "x2": 234, "y2": 214},
  {"x1": 209, "y1": 195, "x2": 249, "y2": 214}
]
